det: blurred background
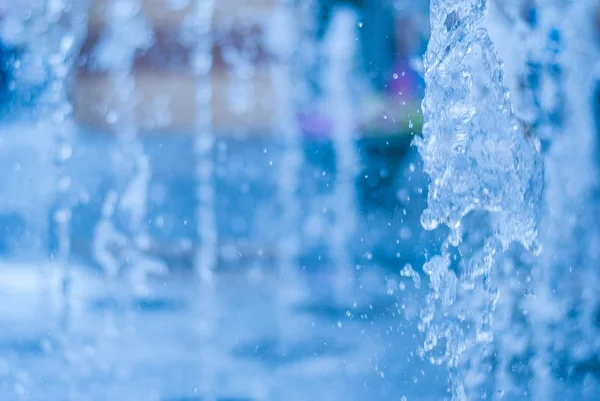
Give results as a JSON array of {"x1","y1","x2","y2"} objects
[
  {"x1": 0, "y1": 0, "x2": 430, "y2": 267},
  {"x1": 1, "y1": 0, "x2": 427, "y2": 131},
  {"x1": 0, "y1": 1, "x2": 444, "y2": 400}
]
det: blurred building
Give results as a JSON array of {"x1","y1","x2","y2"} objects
[
  {"x1": 73, "y1": 0, "x2": 429, "y2": 136},
  {"x1": 75, "y1": 0, "x2": 278, "y2": 134},
  {"x1": 0, "y1": 0, "x2": 428, "y2": 136}
]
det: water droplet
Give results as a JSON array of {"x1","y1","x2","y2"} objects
[
  {"x1": 57, "y1": 176, "x2": 71, "y2": 192},
  {"x1": 420, "y1": 209, "x2": 439, "y2": 230},
  {"x1": 106, "y1": 111, "x2": 117, "y2": 124},
  {"x1": 54, "y1": 208, "x2": 72, "y2": 224},
  {"x1": 57, "y1": 144, "x2": 72, "y2": 161}
]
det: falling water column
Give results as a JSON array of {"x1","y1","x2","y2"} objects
[
  {"x1": 220, "y1": 0, "x2": 257, "y2": 119},
  {"x1": 191, "y1": 0, "x2": 218, "y2": 280},
  {"x1": 266, "y1": 0, "x2": 304, "y2": 290},
  {"x1": 41, "y1": 0, "x2": 90, "y2": 329},
  {"x1": 261, "y1": 3, "x2": 307, "y2": 398},
  {"x1": 31, "y1": 2, "x2": 90, "y2": 397},
  {"x1": 485, "y1": 2, "x2": 563, "y2": 398},
  {"x1": 534, "y1": 1, "x2": 600, "y2": 398},
  {"x1": 92, "y1": 0, "x2": 154, "y2": 291},
  {"x1": 323, "y1": 8, "x2": 360, "y2": 300},
  {"x1": 417, "y1": 1, "x2": 543, "y2": 399},
  {"x1": 490, "y1": 1, "x2": 600, "y2": 398},
  {"x1": 189, "y1": 1, "x2": 219, "y2": 399}
]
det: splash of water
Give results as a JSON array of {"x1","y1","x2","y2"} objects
[{"x1": 416, "y1": 0, "x2": 543, "y2": 398}]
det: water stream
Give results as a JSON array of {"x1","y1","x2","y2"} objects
[
  {"x1": 189, "y1": 1, "x2": 219, "y2": 398},
  {"x1": 92, "y1": 0, "x2": 157, "y2": 295},
  {"x1": 189, "y1": 0, "x2": 218, "y2": 280},
  {"x1": 266, "y1": 0, "x2": 306, "y2": 341},
  {"x1": 323, "y1": 8, "x2": 360, "y2": 303},
  {"x1": 417, "y1": 1, "x2": 543, "y2": 398}
]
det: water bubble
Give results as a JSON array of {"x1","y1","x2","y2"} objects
[
  {"x1": 57, "y1": 144, "x2": 72, "y2": 161},
  {"x1": 476, "y1": 314, "x2": 494, "y2": 344},
  {"x1": 476, "y1": 328, "x2": 493, "y2": 344},
  {"x1": 399, "y1": 227, "x2": 412, "y2": 240},
  {"x1": 401, "y1": 263, "x2": 421, "y2": 289},
  {"x1": 54, "y1": 208, "x2": 72, "y2": 224},
  {"x1": 60, "y1": 34, "x2": 75, "y2": 55},
  {"x1": 529, "y1": 238, "x2": 542, "y2": 256},
  {"x1": 57, "y1": 175, "x2": 71, "y2": 192},
  {"x1": 14, "y1": 382, "x2": 27, "y2": 398},
  {"x1": 424, "y1": 331, "x2": 438, "y2": 352},
  {"x1": 420, "y1": 209, "x2": 440, "y2": 230},
  {"x1": 441, "y1": 270, "x2": 457, "y2": 307}
]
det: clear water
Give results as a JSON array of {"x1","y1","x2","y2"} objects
[
  {"x1": 418, "y1": 0, "x2": 600, "y2": 400},
  {"x1": 0, "y1": 1, "x2": 599, "y2": 401}
]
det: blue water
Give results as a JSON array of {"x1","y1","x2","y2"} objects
[
  {"x1": 0, "y1": 131, "x2": 421, "y2": 268},
  {"x1": 0, "y1": 130, "x2": 445, "y2": 400},
  {"x1": 0, "y1": 131, "x2": 598, "y2": 400}
]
